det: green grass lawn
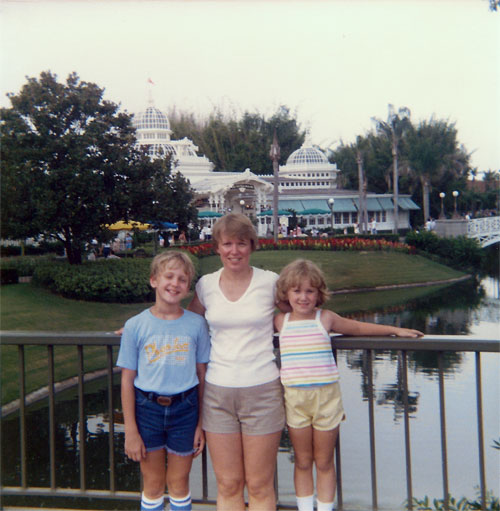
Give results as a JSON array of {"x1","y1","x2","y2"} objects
[{"x1": 1, "y1": 251, "x2": 465, "y2": 405}]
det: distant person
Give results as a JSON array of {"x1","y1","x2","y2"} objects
[
  {"x1": 369, "y1": 218, "x2": 377, "y2": 235},
  {"x1": 274, "y1": 260, "x2": 423, "y2": 511},
  {"x1": 117, "y1": 251, "x2": 210, "y2": 511},
  {"x1": 178, "y1": 231, "x2": 187, "y2": 244}
]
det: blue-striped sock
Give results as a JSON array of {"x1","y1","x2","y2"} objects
[
  {"x1": 140, "y1": 492, "x2": 164, "y2": 511},
  {"x1": 168, "y1": 492, "x2": 192, "y2": 511}
]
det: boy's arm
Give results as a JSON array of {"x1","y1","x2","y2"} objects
[
  {"x1": 193, "y1": 362, "x2": 207, "y2": 457},
  {"x1": 322, "y1": 310, "x2": 424, "y2": 338},
  {"x1": 121, "y1": 368, "x2": 146, "y2": 462}
]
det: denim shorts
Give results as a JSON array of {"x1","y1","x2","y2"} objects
[{"x1": 134, "y1": 387, "x2": 199, "y2": 456}]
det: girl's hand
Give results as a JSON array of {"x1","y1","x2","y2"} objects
[
  {"x1": 124, "y1": 431, "x2": 146, "y2": 462},
  {"x1": 193, "y1": 425, "x2": 205, "y2": 457},
  {"x1": 393, "y1": 328, "x2": 424, "y2": 338}
]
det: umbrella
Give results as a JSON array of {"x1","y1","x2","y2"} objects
[
  {"x1": 299, "y1": 208, "x2": 330, "y2": 215},
  {"x1": 257, "y1": 209, "x2": 293, "y2": 216},
  {"x1": 149, "y1": 221, "x2": 179, "y2": 231},
  {"x1": 198, "y1": 211, "x2": 223, "y2": 218},
  {"x1": 107, "y1": 220, "x2": 151, "y2": 231}
]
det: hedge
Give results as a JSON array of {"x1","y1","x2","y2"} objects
[{"x1": 30, "y1": 250, "x2": 200, "y2": 303}]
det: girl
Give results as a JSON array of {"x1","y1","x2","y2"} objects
[{"x1": 274, "y1": 259, "x2": 423, "y2": 511}]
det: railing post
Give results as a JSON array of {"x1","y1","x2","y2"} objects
[
  {"x1": 106, "y1": 345, "x2": 116, "y2": 493},
  {"x1": 438, "y1": 352, "x2": 449, "y2": 510},
  {"x1": 401, "y1": 350, "x2": 413, "y2": 509},
  {"x1": 48, "y1": 344, "x2": 56, "y2": 489},
  {"x1": 475, "y1": 352, "x2": 487, "y2": 511},
  {"x1": 18, "y1": 345, "x2": 27, "y2": 489},
  {"x1": 367, "y1": 349, "x2": 378, "y2": 509},
  {"x1": 77, "y1": 344, "x2": 86, "y2": 491}
]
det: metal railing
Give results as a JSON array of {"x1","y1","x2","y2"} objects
[{"x1": 1, "y1": 332, "x2": 498, "y2": 510}]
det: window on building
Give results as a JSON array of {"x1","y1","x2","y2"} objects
[
  {"x1": 343, "y1": 213, "x2": 350, "y2": 224},
  {"x1": 310, "y1": 217, "x2": 316, "y2": 225},
  {"x1": 351, "y1": 212, "x2": 358, "y2": 224},
  {"x1": 334, "y1": 213, "x2": 342, "y2": 224},
  {"x1": 318, "y1": 217, "x2": 325, "y2": 225}
]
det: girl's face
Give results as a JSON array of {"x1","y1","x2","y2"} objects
[
  {"x1": 287, "y1": 278, "x2": 319, "y2": 317},
  {"x1": 216, "y1": 233, "x2": 252, "y2": 272}
]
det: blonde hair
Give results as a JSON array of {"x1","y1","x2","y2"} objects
[
  {"x1": 150, "y1": 250, "x2": 195, "y2": 284},
  {"x1": 212, "y1": 213, "x2": 259, "y2": 251},
  {"x1": 276, "y1": 259, "x2": 331, "y2": 306}
]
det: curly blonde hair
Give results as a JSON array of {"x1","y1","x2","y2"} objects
[
  {"x1": 276, "y1": 259, "x2": 331, "y2": 306},
  {"x1": 212, "y1": 213, "x2": 259, "y2": 251}
]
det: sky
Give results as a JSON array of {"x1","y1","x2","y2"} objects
[{"x1": 1, "y1": 0, "x2": 499, "y2": 174}]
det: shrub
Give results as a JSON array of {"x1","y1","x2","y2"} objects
[
  {"x1": 405, "y1": 231, "x2": 483, "y2": 271},
  {"x1": 31, "y1": 249, "x2": 201, "y2": 303},
  {"x1": 0, "y1": 268, "x2": 19, "y2": 285},
  {"x1": 0, "y1": 255, "x2": 53, "y2": 277}
]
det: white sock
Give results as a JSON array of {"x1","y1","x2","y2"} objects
[
  {"x1": 141, "y1": 492, "x2": 164, "y2": 511},
  {"x1": 317, "y1": 498, "x2": 335, "y2": 511},
  {"x1": 296, "y1": 494, "x2": 314, "y2": 511}
]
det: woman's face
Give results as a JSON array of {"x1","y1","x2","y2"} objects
[{"x1": 216, "y1": 232, "x2": 252, "y2": 272}]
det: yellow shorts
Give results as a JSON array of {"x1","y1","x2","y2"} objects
[{"x1": 284, "y1": 382, "x2": 345, "y2": 431}]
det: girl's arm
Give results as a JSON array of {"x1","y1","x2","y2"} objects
[
  {"x1": 193, "y1": 362, "x2": 207, "y2": 457},
  {"x1": 321, "y1": 309, "x2": 423, "y2": 338},
  {"x1": 121, "y1": 368, "x2": 146, "y2": 462},
  {"x1": 187, "y1": 292, "x2": 206, "y2": 316}
]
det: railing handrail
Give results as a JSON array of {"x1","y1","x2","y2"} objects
[{"x1": 1, "y1": 331, "x2": 499, "y2": 352}]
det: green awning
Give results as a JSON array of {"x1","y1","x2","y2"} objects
[
  {"x1": 198, "y1": 211, "x2": 223, "y2": 218},
  {"x1": 397, "y1": 198, "x2": 420, "y2": 210},
  {"x1": 257, "y1": 209, "x2": 293, "y2": 216},
  {"x1": 377, "y1": 197, "x2": 395, "y2": 210},
  {"x1": 353, "y1": 198, "x2": 384, "y2": 212}
]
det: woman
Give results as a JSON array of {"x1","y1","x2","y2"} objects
[{"x1": 188, "y1": 213, "x2": 287, "y2": 511}]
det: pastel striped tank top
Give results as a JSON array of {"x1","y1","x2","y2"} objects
[{"x1": 279, "y1": 310, "x2": 339, "y2": 387}]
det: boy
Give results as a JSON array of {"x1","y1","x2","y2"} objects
[{"x1": 117, "y1": 251, "x2": 210, "y2": 511}]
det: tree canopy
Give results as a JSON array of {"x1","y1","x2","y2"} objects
[
  {"x1": 168, "y1": 105, "x2": 306, "y2": 174},
  {"x1": 1, "y1": 71, "x2": 196, "y2": 264}
]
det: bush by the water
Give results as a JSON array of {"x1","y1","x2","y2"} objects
[
  {"x1": 31, "y1": 251, "x2": 200, "y2": 302},
  {"x1": 405, "y1": 231, "x2": 483, "y2": 271},
  {"x1": 0, "y1": 268, "x2": 19, "y2": 285}
]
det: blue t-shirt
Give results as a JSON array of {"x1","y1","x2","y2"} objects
[{"x1": 117, "y1": 308, "x2": 211, "y2": 395}]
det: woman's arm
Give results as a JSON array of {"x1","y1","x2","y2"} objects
[
  {"x1": 322, "y1": 310, "x2": 423, "y2": 338},
  {"x1": 121, "y1": 368, "x2": 146, "y2": 462}
]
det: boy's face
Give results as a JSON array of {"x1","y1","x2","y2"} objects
[
  {"x1": 150, "y1": 263, "x2": 190, "y2": 306},
  {"x1": 287, "y1": 278, "x2": 319, "y2": 317}
]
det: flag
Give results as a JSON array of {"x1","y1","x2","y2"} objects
[{"x1": 148, "y1": 78, "x2": 155, "y2": 85}]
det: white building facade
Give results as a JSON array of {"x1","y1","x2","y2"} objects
[{"x1": 133, "y1": 102, "x2": 419, "y2": 236}]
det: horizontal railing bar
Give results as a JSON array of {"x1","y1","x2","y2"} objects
[{"x1": 1, "y1": 332, "x2": 499, "y2": 352}]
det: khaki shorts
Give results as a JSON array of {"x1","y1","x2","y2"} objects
[
  {"x1": 284, "y1": 382, "x2": 345, "y2": 431},
  {"x1": 202, "y1": 379, "x2": 285, "y2": 435}
]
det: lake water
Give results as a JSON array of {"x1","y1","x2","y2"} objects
[{"x1": 1, "y1": 276, "x2": 499, "y2": 510}]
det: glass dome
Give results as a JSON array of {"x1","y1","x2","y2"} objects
[
  {"x1": 133, "y1": 106, "x2": 170, "y2": 131},
  {"x1": 145, "y1": 144, "x2": 176, "y2": 158},
  {"x1": 286, "y1": 146, "x2": 328, "y2": 166}
]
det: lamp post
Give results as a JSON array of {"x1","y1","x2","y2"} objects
[
  {"x1": 328, "y1": 198, "x2": 335, "y2": 232},
  {"x1": 269, "y1": 129, "x2": 280, "y2": 243},
  {"x1": 239, "y1": 199, "x2": 245, "y2": 214},
  {"x1": 439, "y1": 192, "x2": 446, "y2": 219},
  {"x1": 452, "y1": 191, "x2": 459, "y2": 218}
]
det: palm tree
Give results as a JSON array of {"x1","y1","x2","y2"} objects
[
  {"x1": 372, "y1": 104, "x2": 412, "y2": 234},
  {"x1": 405, "y1": 119, "x2": 470, "y2": 223}
]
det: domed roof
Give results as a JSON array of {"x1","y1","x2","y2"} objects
[
  {"x1": 133, "y1": 106, "x2": 170, "y2": 131},
  {"x1": 286, "y1": 144, "x2": 328, "y2": 166}
]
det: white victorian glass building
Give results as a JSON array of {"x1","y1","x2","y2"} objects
[{"x1": 133, "y1": 100, "x2": 419, "y2": 237}]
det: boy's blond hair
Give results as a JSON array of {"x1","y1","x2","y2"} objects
[
  {"x1": 212, "y1": 213, "x2": 259, "y2": 251},
  {"x1": 276, "y1": 259, "x2": 331, "y2": 306},
  {"x1": 150, "y1": 250, "x2": 195, "y2": 284}
]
